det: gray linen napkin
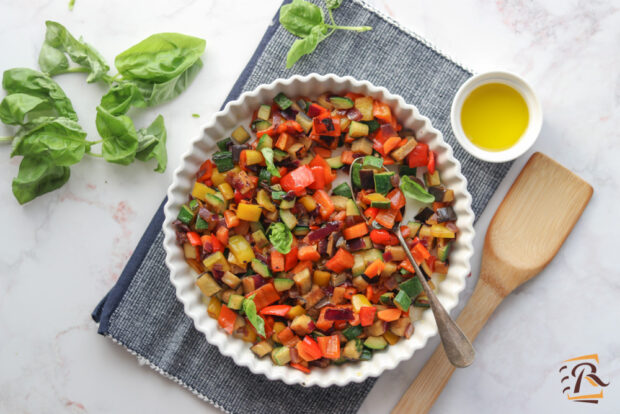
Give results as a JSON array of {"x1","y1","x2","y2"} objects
[{"x1": 92, "y1": 1, "x2": 512, "y2": 413}]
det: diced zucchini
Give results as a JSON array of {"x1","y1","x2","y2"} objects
[
  {"x1": 362, "y1": 119, "x2": 380, "y2": 133},
  {"x1": 360, "y1": 348, "x2": 372, "y2": 360},
  {"x1": 399, "y1": 277, "x2": 423, "y2": 298},
  {"x1": 331, "y1": 195, "x2": 349, "y2": 211},
  {"x1": 354, "y1": 96, "x2": 373, "y2": 121},
  {"x1": 273, "y1": 148, "x2": 289, "y2": 162},
  {"x1": 257, "y1": 104, "x2": 271, "y2": 121},
  {"x1": 188, "y1": 198, "x2": 200, "y2": 211},
  {"x1": 293, "y1": 225, "x2": 310, "y2": 236},
  {"x1": 177, "y1": 204, "x2": 195, "y2": 225},
  {"x1": 274, "y1": 92, "x2": 293, "y2": 110},
  {"x1": 251, "y1": 340, "x2": 273, "y2": 357},
  {"x1": 364, "y1": 335, "x2": 388, "y2": 350},
  {"x1": 195, "y1": 215, "x2": 209, "y2": 230},
  {"x1": 349, "y1": 121, "x2": 369, "y2": 138},
  {"x1": 227, "y1": 294, "x2": 244, "y2": 310},
  {"x1": 271, "y1": 346, "x2": 291, "y2": 365},
  {"x1": 351, "y1": 161, "x2": 362, "y2": 188},
  {"x1": 352, "y1": 275, "x2": 369, "y2": 291},
  {"x1": 367, "y1": 193, "x2": 391, "y2": 209},
  {"x1": 251, "y1": 119, "x2": 271, "y2": 132},
  {"x1": 212, "y1": 151, "x2": 234, "y2": 172},
  {"x1": 279, "y1": 198, "x2": 296, "y2": 210},
  {"x1": 290, "y1": 314, "x2": 314, "y2": 335},
  {"x1": 394, "y1": 290, "x2": 412, "y2": 312},
  {"x1": 399, "y1": 165, "x2": 417, "y2": 177},
  {"x1": 231, "y1": 126, "x2": 250, "y2": 143},
  {"x1": 438, "y1": 241, "x2": 452, "y2": 262},
  {"x1": 343, "y1": 339, "x2": 363, "y2": 360},
  {"x1": 332, "y1": 182, "x2": 352, "y2": 198},
  {"x1": 296, "y1": 112, "x2": 313, "y2": 133},
  {"x1": 326, "y1": 156, "x2": 344, "y2": 169},
  {"x1": 252, "y1": 230, "x2": 269, "y2": 248},
  {"x1": 196, "y1": 272, "x2": 221, "y2": 297},
  {"x1": 352, "y1": 253, "x2": 365, "y2": 276},
  {"x1": 204, "y1": 194, "x2": 226, "y2": 214},
  {"x1": 414, "y1": 295, "x2": 431, "y2": 308},
  {"x1": 217, "y1": 137, "x2": 233, "y2": 151},
  {"x1": 251, "y1": 259, "x2": 272, "y2": 278},
  {"x1": 379, "y1": 292, "x2": 395, "y2": 305},
  {"x1": 346, "y1": 199, "x2": 360, "y2": 216},
  {"x1": 342, "y1": 325, "x2": 363, "y2": 340},
  {"x1": 381, "y1": 261, "x2": 398, "y2": 278},
  {"x1": 391, "y1": 138, "x2": 417, "y2": 161},
  {"x1": 274, "y1": 277, "x2": 295, "y2": 292},
  {"x1": 425, "y1": 170, "x2": 441, "y2": 187},
  {"x1": 362, "y1": 155, "x2": 383, "y2": 170},
  {"x1": 351, "y1": 138, "x2": 372, "y2": 155},
  {"x1": 374, "y1": 172, "x2": 394, "y2": 195},
  {"x1": 329, "y1": 96, "x2": 354, "y2": 109},
  {"x1": 363, "y1": 248, "x2": 383, "y2": 264},
  {"x1": 280, "y1": 209, "x2": 298, "y2": 229},
  {"x1": 256, "y1": 135, "x2": 273, "y2": 151},
  {"x1": 221, "y1": 271, "x2": 241, "y2": 288}
]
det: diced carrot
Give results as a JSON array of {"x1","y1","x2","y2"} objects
[
  {"x1": 278, "y1": 327, "x2": 300, "y2": 347},
  {"x1": 314, "y1": 147, "x2": 332, "y2": 158},
  {"x1": 325, "y1": 247, "x2": 354, "y2": 273},
  {"x1": 290, "y1": 362, "x2": 311, "y2": 374},
  {"x1": 375, "y1": 208, "x2": 398, "y2": 229},
  {"x1": 271, "y1": 250, "x2": 285, "y2": 272},
  {"x1": 359, "y1": 306, "x2": 376, "y2": 327},
  {"x1": 342, "y1": 222, "x2": 369, "y2": 240},
  {"x1": 275, "y1": 132, "x2": 292, "y2": 151},
  {"x1": 217, "y1": 305, "x2": 236, "y2": 334},
  {"x1": 298, "y1": 245, "x2": 321, "y2": 261},
  {"x1": 246, "y1": 283, "x2": 281, "y2": 310},
  {"x1": 292, "y1": 260, "x2": 313, "y2": 274},
  {"x1": 341, "y1": 150, "x2": 355, "y2": 165},
  {"x1": 284, "y1": 244, "x2": 299, "y2": 271},
  {"x1": 312, "y1": 189, "x2": 335, "y2": 220},
  {"x1": 383, "y1": 136, "x2": 402, "y2": 154},
  {"x1": 377, "y1": 308, "x2": 401, "y2": 322},
  {"x1": 364, "y1": 259, "x2": 385, "y2": 279}
]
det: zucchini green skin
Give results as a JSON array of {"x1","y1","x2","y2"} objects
[
  {"x1": 177, "y1": 204, "x2": 195, "y2": 225},
  {"x1": 329, "y1": 96, "x2": 354, "y2": 109},
  {"x1": 274, "y1": 92, "x2": 292, "y2": 110},
  {"x1": 332, "y1": 182, "x2": 353, "y2": 198},
  {"x1": 399, "y1": 277, "x2": 423, "y2": 298},
  {"x1": 374, "y1": 172, "x2": 394, "y2": 195},
  {"x1": 212, "y1": 151, "x2": 234, "y2": 172}
]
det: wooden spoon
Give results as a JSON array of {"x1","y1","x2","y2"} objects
[{"x1": 392, "y1": 152, "x2": 593, "y2": 414}]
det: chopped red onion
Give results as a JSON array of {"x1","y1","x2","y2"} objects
[{"x1": 324, "y1": 308, "x2": 354, "y2": 321}]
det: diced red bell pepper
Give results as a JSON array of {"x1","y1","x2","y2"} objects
[
  {"x1": 325, "y1": 247, "x2": 354, "y2": 273},
  {"x1": 387, "y1": 188, "x2": 406, "y2": 210},
  {"x1": 408, "y1": 142, "x2": 429, "y2": 168},
  {"x1": 246, "y1": 283, "x2": 280, "y2": 311},
  {"x1": 197, "y1": 159, "x2": 214, "y2": 182},
  {"x1": 215, "y1": 226, "x2": 229, "y2": 246},
  {"x1": 308, "y1": 165, "x2": 326, "y2": 190},
  {"x1": 427, "y1": 150, "x2": 436, "y2": 174},
  {"x1": 284, "y1": 244, "x2": 298, "y2": 271},
  {"x1": 311, "y1": 112, "x2": 341, "y2": 137},
  {"x1": 364, "y1": 207, "x2": 379, "y2": 220},
  {"x1": 309, "y1": 155, "x2": 337, "y2": 185},
  {"x1": 317, "y1": 335, "x2": 341, "y2": 359},
  {"x1": 277, "y1": 120, "x2": 303, "y2": 135},
  {"x1": 186, "y1": 231, "x2": 202, "y2": 246},
  {"x1": 280, "y1": 165, "x2": 315, "y2": 196},
  {"x1": 411, "y1": 242, "x2": 431, "y2": 264},
  {"x1": 217, "y1": 305, "x2": 236, "y2": 334},
  {"x1": 375, "y1": 208, "x2": 399, "y2": 229},
  {"x1": 271, "y1": 250, "x2": 285, "y2": 272},
  {"x1": 312, "y1": 189, "x2": 335, "y2": 220},
  {"x1": 307, "y1": 103, "x2": 328, "y2": 118},
  {"x1": 298, "y1": 336, "x2": 323, "y2": 361},
  {"x1": 372, "y1": 100, "x2": 393, "y2": 123},
  {"x1": 316, "y1": 307, "x2": 334, "y2": 331},
  {"x1": 359, "y1": 306, "x2": 377, "y2": 327},
  {"x1": 260, "y1": 305, "x2": 292, "y2": 317},
  {"x1": 278, "y1": 327, "x2": 300, "y2": 347},
  {"x1": 369, "y1": 229, "x2": 398, "y2": 245}
]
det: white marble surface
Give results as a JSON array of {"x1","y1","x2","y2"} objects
[{"x1": 1, "y1": 0, "x2": 619, "y2": 413}]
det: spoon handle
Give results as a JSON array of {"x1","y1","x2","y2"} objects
[{"x1": 395, "y1": 229, "x2": 475, "y2": 368}]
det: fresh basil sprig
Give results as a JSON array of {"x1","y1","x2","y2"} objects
[
  {"x1": 280, "y1": 0, "x2": 372, "y2": 68},
  {"x1": 260, "y1": 147, "x2": 281, "y2": 178},
  {"x1": 242, "y1": 295, "x2": 266, "y2": 337},
  {"x1": 267, "y1": 222, "x2": 293, "y2": 254},
  {"x1": 1, "y1": 21, "x2": 205, "y2": 204},
  {"x1": 400, "y1": 175, "x2": 435, "y2": 204}
]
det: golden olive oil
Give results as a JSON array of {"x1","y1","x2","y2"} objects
[{"x1": 460, "y1": 83, "x2": 529, "y2": 151}]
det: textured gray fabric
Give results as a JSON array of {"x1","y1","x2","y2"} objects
[{"x1": 98, "y1": 1, "x2": 513, "y2": 413}]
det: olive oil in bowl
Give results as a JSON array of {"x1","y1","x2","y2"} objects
[{"x1": 460, "y1": 83, "x2": 529, "y2": 152}]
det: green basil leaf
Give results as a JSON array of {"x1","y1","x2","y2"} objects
[
  {"x1": 38, "y1": 42, "x2": 69, "y2": 76},
  {"x1": 326, "y1": 0, "x2": 343, "y2": 10},
  {"x1": 271, "y1": 190, "x2": 287, "y2": 200},
  {"x1": 12, "y1": 154, "x2": 70, "y2": 204},
  {"x1": 11, "y1": 117, "x2": 87, "y2": 166},
  {"x1": 242, "y1": 295, "x2": 265, "y2": 337},
  {"x1": 95, "y1": 106, "x2": 138, "y2": 165},
  {"x1": 100, "y1": 81, "x2": 145, "y2": 115},
  {"x1": 135, "y1": 115, "x2": 167, "y2": 173},
  {"x1": 400, "y1": 175, "x2": 435, "y2": 204},
  {"x1": 0, "y1": 93, "x2": 49, "y2": 125},
  {"x1": 132, "y1": 59, "x2": 203, "y2": 107},
  {"x1": 2, "y1": 68, "x2": 77, "y2": 120},
  {"x1": 266, "y1": 222, "x2": 293, "y2": 254},
  {"x1": 286, "y1": 25, "x2": 324, "y2": 69},
  {"x1": 279, "y1": 0, "x2": 325, "y2": 38},
  {"x1": 40, "y1": 21, "x2": 109, "y2": 83},
  {"x1": 114, "y1": 33, "x2": 206, "y2": 83},
  {"x1": 260, "y1": 147, "x2": 281, "y2": 178}
]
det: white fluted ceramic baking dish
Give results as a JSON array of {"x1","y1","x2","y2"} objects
[{"x1": 163, "y1": 74, "x2": 475, "y2": 387}]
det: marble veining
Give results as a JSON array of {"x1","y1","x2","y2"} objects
[{"x1": 1, "y1": 0, "x2": 619, "y2": 413}]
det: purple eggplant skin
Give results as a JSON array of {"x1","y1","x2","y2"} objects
[
  {"x1": 436, "y1": 206, "x2": 457, "y2": 222},
  {"x1": 324, "y1": 308, "x2": 354, "y2": 321},
  {"x1": 231, "y1": 144, "x2": 249, "y2": 164},
  {"x1": 415, "y1": 207, "x2": 435, "y2": 223},
  {"x1": 428, "y1": 186, "x2": 446, "y2": 201},
  {"x1": 359, "y1": 169, "x2": 375, "y2": 190},
  {"x1": 347, "y1": 237, "x2": 367, "y2": 252}
]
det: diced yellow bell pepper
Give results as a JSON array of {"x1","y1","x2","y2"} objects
[
  {"x1": 313, "y1": 270, "x2": 331, "y2": 287},
  {"x1": 351, "y1": 294, "x2": 372, "y2": 313},
  {"x1": 210, "y1": 168, "x2": 227, "y2": 186},
  {"x1": 242, "y1": 324, "x2": 257, "y2": 343},
  {"x1": 419, "y1": 224, "x2": 432, "y2": 238},
  {"x1": 273, "y1": 321, "x2": 286, "y2": 335},
  {"x1": 384, "y1": 330, "x2": 400, "y2": 345},
  {"x1": 430, "y1": 223, "x2": 456, "y2": 239},
  {"x1": 299, "y1": 195, "x2": 317, "y2": 212},
  {"x1": 227, "y1": 251, "x2": 247, "y2": 270},
  {"x1": 191, "y1": 182, "x2": 215, "y2": 201},
  {"x1": 236, "y1": 203, "x2": 262, "y2": 222},
  {"x1": 202, "y1": 251, "x2": 230, "y2": 272},
  {"x1": 287, "y1": 305, "x2": 305, "y2": 320},
  {"x1": 207, "y1": 297, "x2": 222, "y2": 319},
  {"x1": 257, "y1": 189, "x2": 276, "y2": 212},
  {"x1": 228, "y1": 234, "x2": 255, "y2": 265},
  {"x1": 218, "y1": 183, "x2": 234, "y2": 200},
  {"x1": 244, "y1": 149, "x2": 265, "y2": 166}
]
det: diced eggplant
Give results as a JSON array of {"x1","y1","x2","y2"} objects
[
  {"x1": 359, "y1": 169, "x2": 375, "y2": 190},
  {"x1": 364, "y1": 319, "x2": 386, "y2": 337},
  {"x1": 293, "y1": 268, "x2": 312, "y2": 294},
  {"x1": 351, "y1": 137, "x2": 373, "y2": 155},
  {"x1": 436, "y1": 206, "x2": 457, "y2": 223},
  {"x1": 427, "y1": 186, "x2": 446, "y2": 201},
  {"x1": 415, "y1": 207, "x2": 435, "y2": 223},
  {"x1": 196, "y1": 272, "x2": 221, "y2": 297}
]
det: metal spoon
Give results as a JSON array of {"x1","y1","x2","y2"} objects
[{"x1": 348, "y1": 157, "x2": 475, "y2": 368}]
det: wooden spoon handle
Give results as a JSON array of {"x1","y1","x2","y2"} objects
[{"x1": 392, "y1": 278, "x2": 504, "y2": 414}]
